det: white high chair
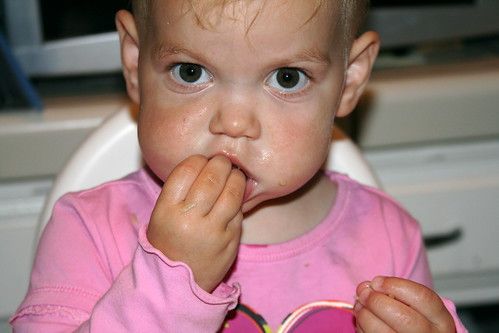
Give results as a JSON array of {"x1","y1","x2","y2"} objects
[{"x1": 37, "y1": 105, "x2": 380, "y2": 238}]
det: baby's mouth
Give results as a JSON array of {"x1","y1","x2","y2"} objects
[
  {"x1": 214, "y1": 152, "x2": 256, "y2": 202},
  {"x1": 232, "y1": 163, "x2": 244, "y2": 174}
]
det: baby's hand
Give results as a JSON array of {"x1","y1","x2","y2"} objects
[
  {"x1": 147, "y1": 155, "x2": 246, "y2": 292},
  {"x1": 354, "y1": 276, "x2": 456, "y2": 333}
]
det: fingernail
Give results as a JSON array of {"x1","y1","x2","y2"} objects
[
  {"x1": 358, "y1": 281, "x2": 371, "y2": 290},
  {"x1": 356, "y1": 281, "x2": 371, "y2": 297},
  {"x1": 357, "y1": 286, "x2": 371, "y2": 305}
]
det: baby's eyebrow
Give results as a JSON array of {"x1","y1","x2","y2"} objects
[
  {"x1": 153, "y1": 41, "x2": 212, "y2": 66},
  {"x1": 154, "y1": 43, "x2": 188, "y2": 60},
  {"x1": 152, "y1": 42, "x2": 331, "y2": 71},
  {"x1": 291, "y1": 47, "x2": 331, "y2": 65}
]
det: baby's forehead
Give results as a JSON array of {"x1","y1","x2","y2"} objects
[
  {"x1": 148, "y1": 0, "x2": 340, "y2": 31},
  {"x1": 137, "y1": 0, "x2": 355, "y2": 63},
  {"x1": 142, "y1": 1, "x2": 349, "y2": 57},
  {"x1": 136, "y1": 0, "x2": 362, "y2": 32},
  {"x1": 144, "y1": 1, "x2": 347, "y2": 66}
]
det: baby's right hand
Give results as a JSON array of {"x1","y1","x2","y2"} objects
[{"x1": 147, "y1": 155, "x2": 246, "y2": 292}]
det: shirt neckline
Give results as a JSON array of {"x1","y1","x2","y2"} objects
[{"x1": 237, "y1": 172, "x2": 350, "y2": 262}]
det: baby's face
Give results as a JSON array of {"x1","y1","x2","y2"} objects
[{"x1": 137, "y1": 0, "x2": 347, "y2": 212}]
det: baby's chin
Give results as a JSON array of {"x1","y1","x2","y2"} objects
[{"x1": 240, "y1": 187, "x2": 294, "y2": 216}]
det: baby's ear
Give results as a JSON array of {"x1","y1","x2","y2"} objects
[
  {"x1": 336, "y1": 31, "x2": 380, "y2": 118},
  {"x1": 116, "y1": 10, "x2": 140, "y2": 104}
]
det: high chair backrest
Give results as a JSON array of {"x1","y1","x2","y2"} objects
[{"x1": 37, "y1": 105, "x2": 380, "y2": 238}]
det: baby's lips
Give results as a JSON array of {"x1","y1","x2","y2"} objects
[
  {"x1": 212, "y1": 152, "x2": 255, "y2": 201},
  {"x1": 231, "y1": 163, "x2": 246, "y2": 177},
  {"x1": 243, "y1": 178, "x2": 256, "y2": 202},
  {"x1": 220, "y1": 154, "x2": 252, "y2": 179}
]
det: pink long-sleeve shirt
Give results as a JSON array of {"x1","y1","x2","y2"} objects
[{"x1": 11, "y1": 169, "x2": 467, "y2": 332}]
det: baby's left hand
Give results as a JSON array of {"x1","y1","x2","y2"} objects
[{"x1": 354, "y1": 276, "x2": 456, "y2": 333}]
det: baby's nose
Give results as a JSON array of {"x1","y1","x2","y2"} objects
[{"x1": 209, "y1": 93, "x2": 261, "y2": 139}]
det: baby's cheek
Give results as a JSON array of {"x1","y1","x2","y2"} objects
[
  {"x1": 274, "y1": 121, "x2": 330, "y2": 170},
  {"x1": 138, "y1": 134, "x2": 177, "y2": 182}
]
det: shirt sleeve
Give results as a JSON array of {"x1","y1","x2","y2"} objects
[{"x1": 10, "y1": 194, "x2": 239, "y2": 332}]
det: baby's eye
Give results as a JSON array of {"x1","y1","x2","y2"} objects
[
  {"x1": 265, "y1": 68, "x2": 309, "y2": 94},
  {"x1": 171, "y1": 63, "x2": 212, "y2": 85}
]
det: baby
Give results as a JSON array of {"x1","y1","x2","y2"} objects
[{"x1": 11, "y1": 0, "x2": 467, "y2": 332}]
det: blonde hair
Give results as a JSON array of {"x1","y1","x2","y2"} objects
[{"x1": 131, "y1": 0, "x2": 369, "y2": 47}]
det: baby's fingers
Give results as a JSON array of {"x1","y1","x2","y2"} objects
[
  {"x1": 370, "y1": 276, "x2": 455, "y2": 332},
  {"x1": 184, "y1": 155, "x2": 233, "y2": 216},
  {"x1": 354, "y1": 300, "x2": 397, "y2": 333},
  {"x1": 355, "y1": 284, "x2": 431, "y2": 333},
  {"x1": 160, "y1": 155, "x2": 208, "y2": 204},
  {"x1": 209, "y1": 167, "x2": 246, "y2": 228},
  {"x1": 355, "y1": 277, "x2": 455, "y2": 333}
]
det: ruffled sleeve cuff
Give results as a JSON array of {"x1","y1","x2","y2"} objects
[{"x1": 137, "y1": 224, "x2": 240, "y2": 309}]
